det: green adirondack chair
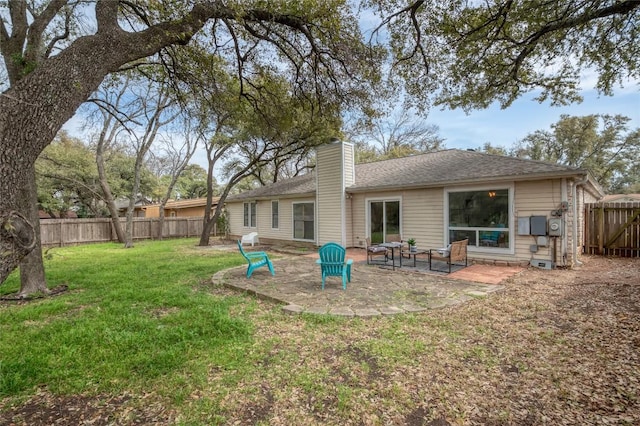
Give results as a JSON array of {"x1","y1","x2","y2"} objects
[
  {"x1": 237, "y1": 240, "x2": 275, "y2": 278},
  {"x1": 316, "y1": 242, "x2": 353, "y2": 290}
]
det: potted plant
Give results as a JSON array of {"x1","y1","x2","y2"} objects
[{"x1": 406, "y1": 238, "x2": 417, "y2": 252}]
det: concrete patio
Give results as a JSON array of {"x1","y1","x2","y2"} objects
[{"x1": 213, "y1": 246, "x2": 525, "y2": 317}]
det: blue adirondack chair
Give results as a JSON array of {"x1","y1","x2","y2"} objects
[
  {"x1": 237, "y1": 240, "x2": 275, "y2": 278},
  {"x1": 316, "y1": 242, "x2": 353, "y2": 290}
]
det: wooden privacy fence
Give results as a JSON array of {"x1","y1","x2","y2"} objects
[
  {"x1": 584, "y1": 202, "x2": 640, "y2": 257},
  {"x1": 40, "y1": 217, "x2": 217, "y2": 247}
]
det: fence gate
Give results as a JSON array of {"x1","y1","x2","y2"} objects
[{"x1": 584, "y1": 202, "x2": 640, "y2": 257}]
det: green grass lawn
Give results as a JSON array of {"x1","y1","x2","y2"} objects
[
  {"x1": 0, "y1": 239, "x2": 253, "y2": 407},
  {"x1": 2, "y1": 241, "x2": 638, "y2": 425}
]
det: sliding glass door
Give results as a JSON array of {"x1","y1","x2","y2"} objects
[{"x1": 369, "y1": 200, "x2": 400, "y2": 244}]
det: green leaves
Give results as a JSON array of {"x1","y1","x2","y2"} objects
[
  {"x1": 513, "y1": 114, "x2": 640, "y2": 192},
  {"x1": 372, "y1": 0, "x2": 640, "y2": 110}
]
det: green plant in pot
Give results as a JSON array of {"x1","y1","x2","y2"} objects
[{"x1": 407, "y1": 238, "x2": 417, "y2": 252}]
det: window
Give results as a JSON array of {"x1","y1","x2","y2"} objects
[
  {"x1": 447, "y1": 188, "x2": 510, "y2": 249},
  {"x1": 271, "y1": 201, "x2": 279, "y2": 229},
  {"x1": 243, "y1": 202, "x2": 256, "y2": 227},
  {"x1": 293, "y1": 202, "x2": 314, "y2": 240}
]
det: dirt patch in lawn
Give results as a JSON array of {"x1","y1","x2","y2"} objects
[{"x1": 1, "y1": 255, "x2": 639, "y2": 425}]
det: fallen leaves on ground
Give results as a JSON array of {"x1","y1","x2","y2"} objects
[{"x1": 1, "y1": 256, "x2": 638, "y2": 425}]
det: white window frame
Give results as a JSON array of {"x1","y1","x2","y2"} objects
[
  {"x1": 365, "y1": 196, "x2": 403, "y2": 243},
  {"x1": 444, "y1": 184, "x2": 514, "y2": 254},
  {"x1": 292, "y1": 201, "x2": 315, "y2": 241},
  {"x1": 243, "y1": 201, "x2": 257, "y2": 228}
]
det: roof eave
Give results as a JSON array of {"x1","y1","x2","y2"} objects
[
  {"x1": 346, "y1": 170, "x2": 589, "y2": 193},
  {"x1": 227, "y1": 191, "x2": 316, "y2": 202}
]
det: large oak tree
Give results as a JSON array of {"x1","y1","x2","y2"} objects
[{"x1": 0, "y1": 0, "x2": 374, "y2": 284}]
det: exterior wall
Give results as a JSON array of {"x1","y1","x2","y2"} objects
[
  {"x1": 227, "y1": 197, "x2": 315, "y2": 245},
  {"x1": 143, "y1": 206, "x2": 160, "y2": 218},
  {"x1": 141, "y1": 205, "x2": 207, "y2": 218},
  {"x1": 572, "y1": 179, "x2": 601, "y2": 264},
  {"x1": 316, "y1": 142, "x2": 353, "y2": 246},
  {"x1": 166, "y1": 206, "x2": 206, "y2": 217},
  {"x1": 226, "y1": 202, "x2": 246, "y2": 238},
  {"x1": 351, "y1": 179, "x2": 579, "y2": 266},
  {"x1": 511, "y1": 179, "x2": 563, "y2": 265},
  {"x1": 344, "y1": 196, "x2": 354, "y2": 247},
  {"x1": 349, "y1": 188, "x2": 444, "y2": 250}
]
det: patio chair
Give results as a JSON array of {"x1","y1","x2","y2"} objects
[
  {"x1": 429, "y1": 238, "x2": 469, "y2": 273},
  {"x1": 316, "y1": 242, "x2": 353, "y2": 290},
  {"x1": 241, "y1": 232, "x2": 259, "y2": 247},
  {"x1": 237, "y1": 240, "x2": 275, "y2": 278},
  {"x1": 366, "y1": 238, "x2": 388, "y2": 265}
]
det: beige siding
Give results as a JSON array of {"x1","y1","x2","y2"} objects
[
  {"x1": 510, "y1": 179, "x2": 561, "y2": 264},
  {"x1": 352, "y1": 179, "x2": 580, "y2": 266},
  {"x1": 349, "y1": 188, "x2": 444, "y2": 250},
  {"x1": 400, "y1": 188, "x2": 445, "y2": 250},
  {"x1": 344, "y1": 196, "x2": 354, "y2": 247},
  {"x1": 316, "y1": 142, "x2": 346, "y2": 245},
  {"x1": 226, "y1": 202, "x2": 245, "y2": 237},
  {"x1": 570, "y1": 180, "x2": 600, "y2": 265},
  {"x1": 228, "y1": 198, "x2": 315, "y2": 244},
  {"x1": 343, "y1": 143, "x2": 355, "y2": 187}
]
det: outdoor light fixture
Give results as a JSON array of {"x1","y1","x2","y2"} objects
[{"x1": 488, "y1": 191, "x2": 496, "y2": 198}]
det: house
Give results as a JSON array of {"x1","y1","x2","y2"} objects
[
  {"x1": 138, "y1": 197, "x2": 221, "y2": 218},
  {"x1": 601, "y1": 194, "x2": 640, "y2": 203},
  {"x1": 225, "y1": 141, "x2": 604, "y2": 267},
  {"x1": 115, "y1": 197, "x2": 153, "y2": 217}
]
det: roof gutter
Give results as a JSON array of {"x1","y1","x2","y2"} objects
[{"x1": 227, "y1": 192, "x2": 316, "y2": 202}]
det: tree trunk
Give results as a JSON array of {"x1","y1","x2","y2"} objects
[
  {"x1": 96, "y1": 148, "x2": 126, "y2": 243},
  {"x1": 124, "y1": 199, "x2": 135, "y2": 248},
  {"x1": 157, "y1": 203, "x2": 167, "y2": 240},
  {"x1": 18, "y1": 166, "x2": 50, "y2": 297}
]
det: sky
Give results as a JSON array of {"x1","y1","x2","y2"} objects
[{"x1": 425, "y1": 86, "x2": 639, "y2": 152}]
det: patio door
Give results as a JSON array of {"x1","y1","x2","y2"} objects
[{"x1": 369, "y1": 200, "x2": 400, "y2": 244}]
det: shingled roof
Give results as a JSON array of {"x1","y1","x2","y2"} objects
[
  {"x1": 227, "y1": 149, "x2": 589, "y2": 201},
  {"x1": 227, "y1": 173, "x2": 316, "y2": 201}
]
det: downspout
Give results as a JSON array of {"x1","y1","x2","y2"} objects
[
  {"x1": 341, "y1": 144, "x2": 346, "y2": 247},
  {"x1": 561, "y1": 178, "x2": 568, "y2": 266},
  {"x1": 572, "y1": 175, "x2": 589, "y2": 266}
]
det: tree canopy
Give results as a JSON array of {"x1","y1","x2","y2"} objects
[
  {"x1": 367, "y1": 0, "x2": 639, "y2": 111},
  {"x1": 512, "y1": 114, "x2": 640, "y2": 193}
]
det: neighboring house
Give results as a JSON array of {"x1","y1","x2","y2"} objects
[
  {"x1": 116, "y1": 197, "x2": 153, "y2": 217},
  {"x1": 601, "y1": 194, "x2": 640, "y2": 203},
  {"x1": 225, "y1": 141, "x2": 604, "y2": 267},
  {"x1": 142, "y1": 197, "x2": 221, "y2": 218}
]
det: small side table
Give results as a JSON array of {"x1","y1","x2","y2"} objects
[
  {"x1": 380, "y1": 242, "x2": 402, "y2": 270},
  {"x1": 405, "y1": 249, "x2": 429, "y2": 267}
]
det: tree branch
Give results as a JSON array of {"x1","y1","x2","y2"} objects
[{"x1": 24, "y1": 0, "x2": 68, "y2": 64}]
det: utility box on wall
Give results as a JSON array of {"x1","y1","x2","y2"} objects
[
  {"x1": 548, "y1": 218, "x2": 563, "y2": 236},
  {"x1": 530, "y1": 216, "x2": 547, "y2": 236},
  {"x1": 518, "y1": 217, "x2": 531, "y2": 235}
]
